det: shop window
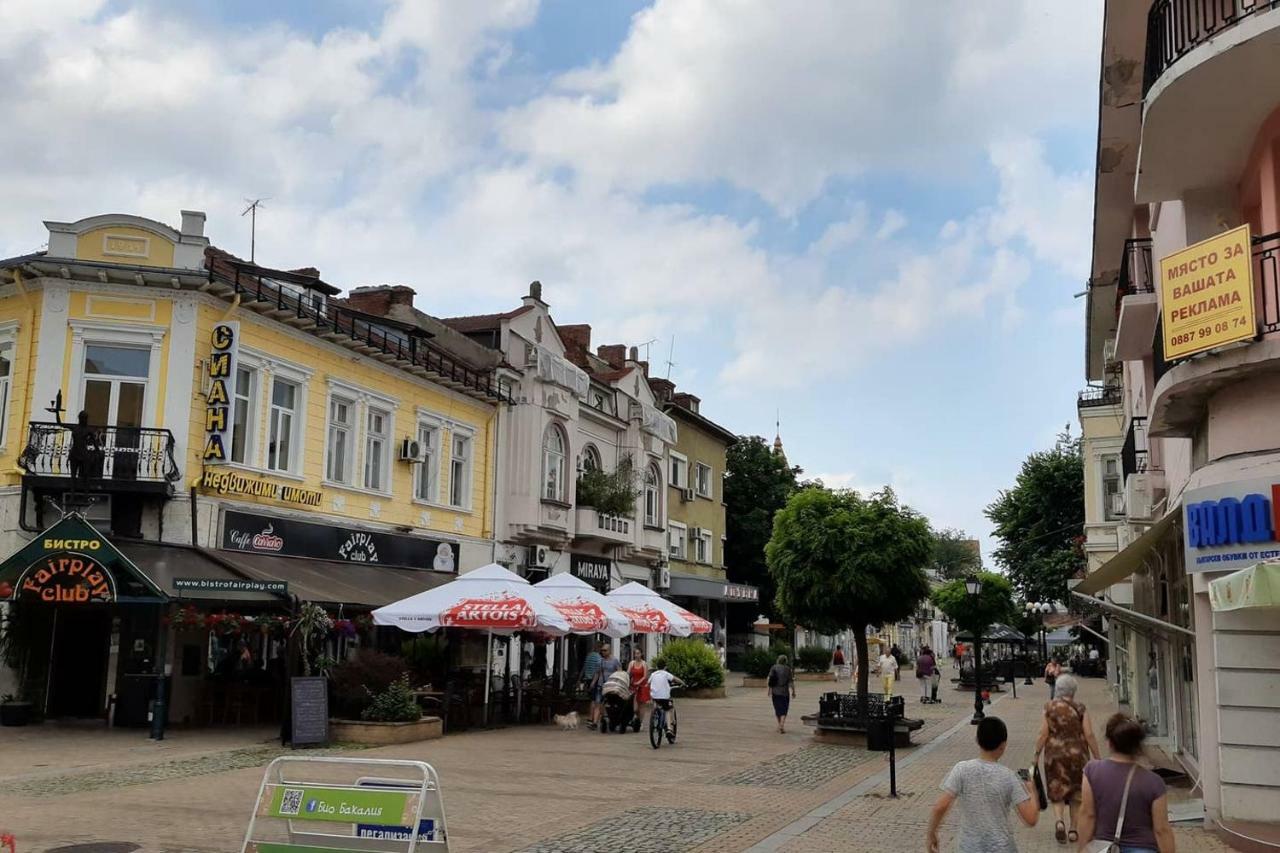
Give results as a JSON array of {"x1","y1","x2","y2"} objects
[
  {"x1": 325, "y1": 395, "x2": 355, "y2": 484},
  {"x1": 364, "y1": 406, "x2": 390, "y2": 492},
  {"x1": 644, "y1": 463, "x2": 661, "y2": 526},
  {"x1": 416, "y1": 421, "x2": 439, "y2": 502},
  {"x1": 230, "y1": 366, "x2": 257, "y2": 465},
  {"x1": 267, "y1": 377, "x2": 299, "y2": 472},
  {"x1": 449, "y1": 432, "x2": 472, "y2": 508},
  {"x1": 543, "y1": 424, "x2": 567, "y2": 502}
]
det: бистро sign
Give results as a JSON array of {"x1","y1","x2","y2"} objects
[
  {"x1": 1160, "y1": 225, "x2": 1256, "y2": 360},
  {"x1": 202, "y1": 321, "x2": 239, "y2": 464}
]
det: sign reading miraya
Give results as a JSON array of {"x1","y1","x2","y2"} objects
[
  {"x1": 203, "y1": 321, "x2": 240, "y2": 463},
  {"x1": 1160, "y1": 225, "x2": 1256, "y2": 360}
]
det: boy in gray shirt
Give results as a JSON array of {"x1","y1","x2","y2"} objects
[{"x1": 927, "y1": 716, "x2": 1039, "y2": 853}]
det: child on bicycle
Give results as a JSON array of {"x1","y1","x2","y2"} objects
[{"x1": 647, "y1": 665, "x2": 685, "y2": 733}]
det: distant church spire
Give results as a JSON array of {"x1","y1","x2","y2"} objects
[{"x1": 773, "y1": 410, "x2": 785, "y2": 458}]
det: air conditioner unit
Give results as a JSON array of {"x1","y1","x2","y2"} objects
[
  {"x1": 655, "y1": 565, "x2": 671, "y2": 590},
  {"x1": 530, "y1": 545, "x2": 553, "y2": 569},
  {"x1": 689, "y1": 526, "x2": 704, "y2": 539},
  {"x1": 399, "y1": 438, "x2": 422, "y2": 462},
  {"x1": 680, "y1": 487, "x2": 695, "y2": 503},
  {"x1": 1102, "y1": 338, "x2": 1118, "y2": 366},
  {"x1": 1109, "y1": 491, "x2": 1127, "y2": 517}
]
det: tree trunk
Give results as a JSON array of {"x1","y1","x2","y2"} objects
[{"x1": 852, "y1": 622, "x2": 869, "y2": 714}]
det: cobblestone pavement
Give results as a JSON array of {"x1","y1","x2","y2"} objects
[{"x1": 0, "y1": 671, "x2": 1232, "y2": 852}]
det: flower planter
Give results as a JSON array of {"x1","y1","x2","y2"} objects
[
  {"x1": 682, "y1": 686, "x2": 726, "y2": 699},
  {"x1": 0, "y1": 701, "x2": 34, "y2": 727},
  {"x1": 329, "y1": 716, "x2": 443, "y2": 746}
]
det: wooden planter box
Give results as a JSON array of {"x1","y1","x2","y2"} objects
[
  {"x1": 742, "y1": 672, "x2": 835, "y2": 688},
  {"x1": 329, "y1": 716, "x2": 443, "y2": 745},
  {"x1": 682, "y1": 686, "x2": 726, "y2": 699}
]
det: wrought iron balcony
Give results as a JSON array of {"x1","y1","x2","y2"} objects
[
  {"x1": 1117, "y1": 238, "x2": 1155, "y2": 302},
  {"x1": 1122, "y1": 417, "x2": 1154, "y2": 479},
  {"x1": 1144, "y1": 0, "x2": 1280, "y2": 95},
  {"x1": 1257, "y1": 231, "x2": 1280, "y2": 334},
  {"x1": 1077, "y1": 385, "x2": 1123, "y2": 409},
  {"x1": 18, "y1": 422, "x2": 180, "y2": 493}
]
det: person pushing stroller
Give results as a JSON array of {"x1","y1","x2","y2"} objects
[{"x1": 599, "y1": 669, "x2": 639, "y2": 733}]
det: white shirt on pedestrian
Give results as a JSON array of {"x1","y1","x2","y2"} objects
[
  {"x1": 649, "y1": 669, "x2": 676, "y2": 700},
  {"x1": 878, "y1": 653, "x2": 898, "y2": 675}
]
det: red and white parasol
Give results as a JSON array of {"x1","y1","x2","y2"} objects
[
  {"x1": 531, "y1": 574, "x2": 633, "y2": 637},
  {"x1": 372, "y1": 564, "x2": 572, "y2": 635},
  {"x1": 606, "y1": 581, "x2": 713, "y2": 636}
]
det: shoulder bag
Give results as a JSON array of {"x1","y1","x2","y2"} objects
[
  {"x1": 1085, "y1": 763, "x2": 1138, "y2": 853},
  {"x1": 1031, "y1": 758, "x2": 1049, "y2": 811}
]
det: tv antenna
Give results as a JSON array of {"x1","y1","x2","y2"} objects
[
  {"x1": 637, "y1": 338, "x2": 658, "y2": 362},
  {"x1": 241, "y1": 197, "x2": 269, "y2": 262},
  {"x1": 664, "y1": 336, "x2": 676, "y2": 379}
]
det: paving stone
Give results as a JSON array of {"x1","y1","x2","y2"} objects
[
  {"x1": 713, "y1": 745, "x2": 877, "y2": 789},
  {"x1": 517, "y1": 807, "x2": 751, "y2": 853}
]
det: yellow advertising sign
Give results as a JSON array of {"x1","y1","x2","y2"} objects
[{"x1": 1160, "y1": 224, "x2": 1256, "y2": 360}]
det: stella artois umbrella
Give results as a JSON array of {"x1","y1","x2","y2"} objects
[
  {"x1": 372, "y1": 563, "x2": 571, "y2": 634},
  {"x1": 606, "y1": 581, "x2": 714, "y2": 636},
  {"x1": 532, "y1": 574, "x2": 632, "y2": 637}
]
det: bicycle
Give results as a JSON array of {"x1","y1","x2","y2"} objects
[{"x1": 648, "y1": 690, "x2": 680, "y2": 749}]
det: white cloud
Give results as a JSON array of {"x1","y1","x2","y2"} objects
[{"x1": 875, "y1": 210, "x2": 908, "y2": 242}]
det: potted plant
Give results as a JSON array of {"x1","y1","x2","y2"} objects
[{"x1": 0, "y1": 692, "x2": 33, "y2": 727}]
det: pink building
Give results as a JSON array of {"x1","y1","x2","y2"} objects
[{"x1": 1080, "y1": 2, "x2": 1280, "y2": 848}]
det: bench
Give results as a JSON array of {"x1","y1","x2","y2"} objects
[{"x1": 802, "y1": 692, "x2": 925, "y2": 746}]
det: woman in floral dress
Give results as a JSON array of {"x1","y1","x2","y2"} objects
[{"x1": 1033, "y1": 674, "x2": 1101, "y2": 845}]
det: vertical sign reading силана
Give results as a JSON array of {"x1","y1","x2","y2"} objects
[
  {"x1": 1159, "y1": 225, "x2": 1256, "y2": 360},
  {"x1": 203, "y1": 321, "x2": 240, "y2": 463}
]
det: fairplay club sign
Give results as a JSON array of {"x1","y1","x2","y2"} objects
[{"x1": 0, "y1": 517, "x2": 165, "y2": 605}]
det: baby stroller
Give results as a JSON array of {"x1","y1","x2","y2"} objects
[{"x1": 600, "y1": 670, "x2": 637, "y2": 734}]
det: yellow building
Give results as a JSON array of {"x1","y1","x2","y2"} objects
[{"x1": 0, "y1": 211, "x2": 508, "y2": 724}]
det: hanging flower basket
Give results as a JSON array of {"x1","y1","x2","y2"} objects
[
  {"x1": 332, "y1": 619, "x2": 358, "y2": 639},
  {"x1": 165, "y1": 605, "x2": 206, "y2": 630}
]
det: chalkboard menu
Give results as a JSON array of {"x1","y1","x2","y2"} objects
[{"x1": 290, "y1": 676, "x2": 329, "y2": 747}]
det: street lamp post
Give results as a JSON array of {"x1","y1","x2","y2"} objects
[
  {"x1": 1024, "y1": 602, "x2": 1052, "y2": 683},
  {"x1": 966, "y1": 575, "x2": 984, "y2": 724}
]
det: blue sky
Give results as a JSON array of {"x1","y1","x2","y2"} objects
[{"x1": 0, "y1": 1, "x2": 1102, "y2": 558}]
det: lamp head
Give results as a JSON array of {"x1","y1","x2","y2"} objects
[{"x1": 965, "y1": 576, "x2": 982, "y2": 597}]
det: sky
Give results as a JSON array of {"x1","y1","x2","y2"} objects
[{"x1": 0, "y1": 0, "x2": 1102, "y2": 560}]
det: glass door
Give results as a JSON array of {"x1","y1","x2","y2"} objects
[{"x1": 81, "y1": 344, "x2": 150, "y2": 478}]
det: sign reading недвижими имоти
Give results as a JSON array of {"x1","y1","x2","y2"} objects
[
  {"x1": 203, "y1": 321, "x2": 239, "y2": 464},
  {"x1": 1160, "y1": 224, "x2": 1257, "y2": 360}
]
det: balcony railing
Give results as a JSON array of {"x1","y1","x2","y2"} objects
[
  {"x1": 1117, "y1": 238, "x2": 1155, "y2": 305},
  {"x1": 1257, "y1": 231, "x2": 1280, "y2": 334},
  {"x1": 18, "y1": 422, "x2": 180, "y2": 484},
  {"x1": 1078, "y1": 385, "x2": 1123, "y2": 409},
  {"x1": 1144, "y1": 0, "x2": 1280, "y2": 94},
  {"x1": 216, "y1": 260, "x2": 513, "y2": 404},
  {"x1": 1122, "y1": 417, "x2": 1153, "y2": 479}
]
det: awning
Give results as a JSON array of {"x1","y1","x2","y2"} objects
[
  {"x1": 1071, "y1": 591, "x2": 1195, "y2": 638},
  {"x1": 1209, "y1": 562, "x2": 1280, "y2": 611},
  {"x1": 116, "y1": 542, "x2": 282, "y2": 603},
  {"x1": 216, "y1": 550, "x2": 452, "y2": 607},
  {"x1": 667, "y1": 572, "x2": 727, "y2": 600},
  {"x1": 1074, "y1": 509, "x2": 1179, "y2": 595},
  {"x1": 956, "y1": 623, "x2": 1027, "y2": 643}
]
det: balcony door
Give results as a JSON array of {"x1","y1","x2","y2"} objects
[{"x1": 81, "y1": 344, "x2": 150, "y2": 478}]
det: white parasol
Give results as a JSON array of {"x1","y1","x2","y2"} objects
[
  {"x1": 372, "y1": 563, "x2": 572, "y2": 635},
  {"x1": 531, "y1": 574, "x2": 633, "y2": 637},
  {"x1": 606, "y1": 581, "x2": 714, "y2": 636}
]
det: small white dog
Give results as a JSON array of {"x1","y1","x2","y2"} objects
[{"x1": 553, "y1": 711, "x2": 580, "y2": 731}]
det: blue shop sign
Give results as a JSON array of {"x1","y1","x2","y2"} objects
[{"x1": 1182, "y1": 478, "x2": 1280, "y2": 573}]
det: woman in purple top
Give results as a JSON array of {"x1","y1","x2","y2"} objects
[
  {"x1": 1077, "y1": 714, "x2": 1176, "y2": 853},
  {"x1": 915, "y1": 647, "x2": 936, "y2": 703}
]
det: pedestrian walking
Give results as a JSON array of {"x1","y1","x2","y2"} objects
[
  {"x1": 878, "y1": 647, "x2": 899, "y2": 698},
  {"x1": 627, "y1": 647, "x2": 650, "y2": 727},
  {"x1": 954, "y1": 642, "x2": 964, "y2": 669},
  {"x1": 1033, "y1": 674, "x2": 1101, "y2": 845},
  {"x1": 716, "y1": 641, "x2": 727, "y2": 669},
  {"x1": 588, "y1": 643, "x2": 621, "y2": 731},
  {"x1": 916, "y1": 646, "x2": 937, "y2": 703},
  {"x1": 766, "y1": 654, "x2": 796, "y2": 733},
  {"x1": 1045, "y1": 658, "x2": 1062, "y2": 700},
  {"x1": 580, "y1": 644, "x2": 602, "y2": 730},
  {"x1": 832, "y1": 644, "x2": 845, "y2": 668},
  {"x1": 1077, "y1": 714, "x2": 1176, "y2": 853},
  {"x1": 927, "y1": 716, "x2": 1039, "y2": 853}
]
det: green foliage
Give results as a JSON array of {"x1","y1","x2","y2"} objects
[
  {"x1": 575, "y1": 454, "x2": 638, "y2": 517},
  {"x1": 724, "y1": 436, "x2": 802, "y2": 618},
  {"x1": 767, "y1": 486, "x2": 933, "y2": 700},
  {"x1": 361, "y1": 674, "x2": 422, "y2": 723},
  {"x1": 292, "y1": 601, "x2": 333, "y2": 677},
  {"x1": 797, "y1": 645, "x2": 831, "y2": 673},
  {"x1": 652, "y1": 639, "x2": 724, "y2": 690},
  {"x1": 742, "y1": 647, "x2": 776, "y2": 678},
  {"x1": 401, "y1": 634, "x2": 448, "y2": 682},
  {"x1": 985, "y1": 429, "x2": 1085, "y2": 602},
  {"x1": 932, "y1": 527, "x2": 981, "y2": 580},
  {"x1": 329, "y1": 650, "x2": 409, "y2": 719},
  {"x1": 930, "y1": 572, "x2": 1016, "y2": 634}
]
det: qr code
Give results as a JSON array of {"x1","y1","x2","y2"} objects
[{"x1": 278, "y1": 788, "x2": 304, "y2": 816}]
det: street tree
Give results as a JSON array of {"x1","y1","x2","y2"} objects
[
  {"x1": 931, "y1": 527, "x2": 982, "y2": 579},
  {"x1": 985, "y1": 429, "x2": 1084, "y2": 604},
  {"x1": 766, "y1": 487, "x2": 933, "y2": 703},
  {"x1": 725, "y1": 435, "x2": 801, "y2": 619},
  {"x1": 931, "y1": 571, "x2": 1016, "y2": 636}
]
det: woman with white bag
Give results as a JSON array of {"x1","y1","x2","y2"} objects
[{"x1": 1076, "y1": 714, "x2": 1175, "y2": 853}]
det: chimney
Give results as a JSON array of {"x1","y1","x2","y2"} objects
[
  {"x1": 179, "y1": 210, "x2": 206, "y2": 238},
  {"x1": 347, "y1": 285, "x2": 416, "y2": 317},
  {"x1": 628, "y1": 346, "x2": 639, "y2": 362},
  {"x1": 673, "y1": 392, "x2": 700, "y2": 414},
  {"x1": 290, "y1": 266, "x2": 321, "y2": 279},
  {"x1": 597, "y1": 344, "x2": 626, "y2": 369},
  {"x1": 558, "y1": 324, "x2": 592, "y2": 360},
  {"x1": 649, "y1": 378, "x2": 675, "y2": 402},
  {"x1": 523, "y1": 280, "x2": 547, "y2": 307}
]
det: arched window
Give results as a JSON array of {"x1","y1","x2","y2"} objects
[
  {"x1": 644, "y1": 463, "x2": 661, "y2": 526},
  {"x1": 581, "y1": 443, "x2": 601, "y2": 473},
  {"x1": 543, "y1": 424, "x2": 567, "y2": 501}
]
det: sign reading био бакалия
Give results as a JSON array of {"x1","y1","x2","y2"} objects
[{"x1": 1160, "y1": 224, "x2": 1256, "y2": 360}]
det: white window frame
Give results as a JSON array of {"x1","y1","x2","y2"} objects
[
  {"x1": 644, "y1": 462, "x2": 662, "y2": 527},
  {"x1": 414, "y1": 412, "x2": 442, "y2": 504},
  {"x1": 668, "y1": 521, "x2": 687, "y2": 561},
  {"x1": 669, "y1": 450, "x2": 688, "y2": 490},
  {"x1": 230, "y1": 364, "x2": 259, "y2": 466},
  {"x1": 67, "y1": 320, "x2": 166, "y2": 430},
  {"x1": 267, "y1": 375, "x2": 302, "y2": 474},
  {"x1": 226, "y1": 348, "x2": 312, "y2": 478},
  {"x1": 1102, "y1": 453, "x2": 1122, "y2": 521},
  {"x1": 542, "y1": 422, "x2": 569, "y2": 503},
  {"x1": 447, "y1": 426, "x2": 474, "y2": 510},
  {"x1": 0, "y1": 320, "x2": 18, "y2": 450},
  {"x1": 363, "y1": 404, "x2": 392, "y2": 493},
  {"x1": 580, "y1": 443, "x2": 602, "y2": 473},
  {"x1": 695, "y1": 528, "x2": 713, "y2": 564},
  {"x1": 694, "y1": 462, "x2": 713, "y2": 499},
  {"x1": 324, "y1": 393, "x2": 356, "y2": 485}
]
